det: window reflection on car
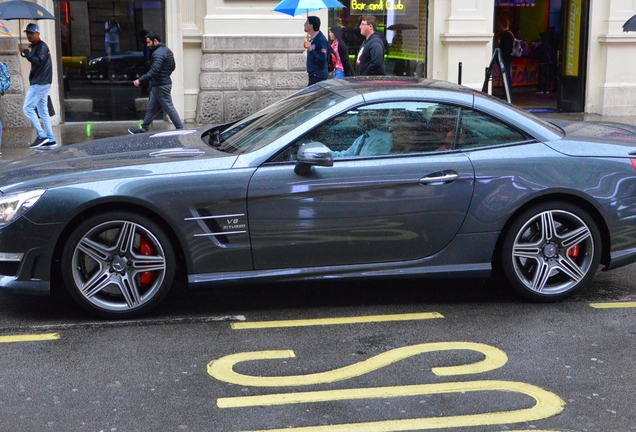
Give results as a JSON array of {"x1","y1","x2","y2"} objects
[{"x1": 204, "y1": 87, "x2": 346, "y2": 155}]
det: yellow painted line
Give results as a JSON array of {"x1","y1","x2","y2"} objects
[
  {"x1": 231, "y1": 312, "x2": 444, "y2": 330},
  {"x1": 0, "y1": 333, "x2": 60, "y2": 343},
  {"x1": 208, "y1": 342, "x2": 508, "y2": 387},
  {"x1": 220, "y1": 380, "x2": 565, "y2": 432},
  {"x1": 589, "y1": 302, "x2": 636, "y2": 309}
]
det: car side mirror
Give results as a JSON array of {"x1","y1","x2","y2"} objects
[{"x1": 294, "y1": 142, "x2": 333, "y2": 175}]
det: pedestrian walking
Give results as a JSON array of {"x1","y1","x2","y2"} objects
[
  {"x1": 355, "y1": 16, "x2": 386, "y2": 76},
  {"x1": 304, "y1": 16, "x2": 329, "y2": 86},
  {"x1": 19, "y1": 23, "x2": 56, "y2": 148},
  {"x1": 498, "y1": 20, "x2": 515, "y2": 93},
  {"x1": 329, "y1": 25, "x2": 354, "y2": 78},
  {"x1": 128, "y1": 32, "x2": 183, "y2": 134}
]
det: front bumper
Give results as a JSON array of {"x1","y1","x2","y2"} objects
[{"x1": 0, "y1": 216, "x2": 61, "y2": 295}]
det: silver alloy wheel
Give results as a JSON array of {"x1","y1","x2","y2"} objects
[
  {"x1": 71, "y1": 220, "x2": 167, "y2": 313},
  {"x1": 510, "y1": 209, "x2": 595, "y2": 296}
]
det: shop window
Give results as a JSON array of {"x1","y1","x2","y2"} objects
[
  {"x1": 328, "y1": 0, "x2": 427, "y2": 77},
  {"x1": 58, "y1": 0, "x2": 165, "y2": 122}
]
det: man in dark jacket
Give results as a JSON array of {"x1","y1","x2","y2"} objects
[
  {"x1": 304, "y1": 16, "x2": 329, "y2": 86},
  {"x1": 128, "y1": 32, "x2": 184, "y2": 134},
  {"x1": 19, "y1": 23, "x2": 56, "y2": 148},
  {"x1": 356, "y1": 16, "x2": 386, "y2": 76}
]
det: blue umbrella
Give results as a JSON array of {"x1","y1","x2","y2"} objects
[{"x1": 273, "y1": 0, "x2": 345, "y2": 17}]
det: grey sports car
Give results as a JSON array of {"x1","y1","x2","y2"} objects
[{"x1": 2, "y1": 77, "x2": 636, "y2": 318}]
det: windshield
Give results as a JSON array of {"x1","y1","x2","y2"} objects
[{"x1": 210, "y1": 87, "x2": 346, "y2": 154}]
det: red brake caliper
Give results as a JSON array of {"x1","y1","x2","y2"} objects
[
  {"x1": 139, "y1": 237, "x2": 154, "y2": 287},
  {"x1": 568, "y1": 244, "x2": 580, "y2": 258}
]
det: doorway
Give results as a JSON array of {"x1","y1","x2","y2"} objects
[
  {"x1": 55, "y1": 0, "x2": 165, "y2": 122},
  {"x1": 493, "y1": 0, "x2": 589, "y2": 113}
]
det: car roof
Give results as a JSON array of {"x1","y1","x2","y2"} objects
[{"x1": 318, "y1": 76, "x2": 475, "y2": 96}]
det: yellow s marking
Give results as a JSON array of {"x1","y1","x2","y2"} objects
[{"x1": 207, "y1": 342, "x2": 507, "y2": 387}]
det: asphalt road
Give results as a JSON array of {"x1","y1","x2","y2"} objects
[{"x1": 0, "y1": 266, "x2": 635, "y2": 432}]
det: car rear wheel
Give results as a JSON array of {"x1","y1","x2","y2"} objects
[
  {"x1": 61, "y1": 212, "x2": 175, "y2": 318},
  {"x1": 501, "y1": 202, "x2": 601, "y2": 302}
]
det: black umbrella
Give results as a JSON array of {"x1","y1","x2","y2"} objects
[
  {"x1": 386, "y1": 23, "x2": 418, "y2": 31},
  {"x1": 0, "y1": 0, "x2": 55, "y2": 43},
  {"x1": 623, "y1": 14, "x2": 636, "y2": 32}
]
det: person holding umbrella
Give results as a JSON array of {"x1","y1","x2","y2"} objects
[
  {"x1": 19, "y1": 23, "x2": 56, "y2": 148},
  {"x1": 304, "y1": 16, "x2": 329, "y2": 86}
]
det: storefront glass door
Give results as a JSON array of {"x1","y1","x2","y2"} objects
[
  {"x1": 56, "y1": 0, "x2": 165, "y2": 122},
  {"x1": 328, "y1": 0, "x2": 427, "y2": 77},
  {"x1": 557, "y1": 0, "x2": 589, "y2": 112}
]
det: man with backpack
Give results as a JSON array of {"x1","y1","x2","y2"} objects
[
  {"x1": 19, "y1": 23, "x2": 56, "y2": 148},
  {"x1": 128, "y1": 32, "x2": 183, "y2": 134}
]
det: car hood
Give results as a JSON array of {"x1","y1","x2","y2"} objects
[
  {"x1": 0, "y1": 129, "x2": 237, "y2": 193},
  {"x1": 545, "y1": 120, "x2": 636, "y2": 157}
]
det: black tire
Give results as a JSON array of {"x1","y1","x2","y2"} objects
[
  {"x1": 61, "y1": 212, "x2": 175, "y2": 318},
  {"x1": 501, "y1": 201, "x2": 601, "y2": 302}
]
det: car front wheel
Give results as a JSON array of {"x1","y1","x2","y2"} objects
[
  {"x1": 501, "y1": 202, "x2": 601, "y2": 302},
  {"x1": 61, "y1": 212, "x2": 175, "y2": 318}
]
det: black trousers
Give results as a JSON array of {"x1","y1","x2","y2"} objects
[
  {"x1": 308, "y1": 74, "x2": 327, "y2": 86},
  {"x1": 142, "y1": 84, "x2": 183, "y2": 130}
]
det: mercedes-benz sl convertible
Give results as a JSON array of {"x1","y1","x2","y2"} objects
[{"x1": 2, "y1": 77, "x2": 636, "y2": 318}]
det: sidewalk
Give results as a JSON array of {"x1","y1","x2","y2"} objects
[
  {"x1": 0, "y1": 120, "x2": 178, "y2": 160},
  {"x1": 1, "y1": 112, "x2": 636, "y2": 161}
]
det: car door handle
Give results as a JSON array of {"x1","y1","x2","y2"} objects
[{"x1": 419, "y1": 170, "x2": 459, "y2": 185}]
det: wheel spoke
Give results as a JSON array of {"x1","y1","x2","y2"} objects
[
  {"x1": 77, "y1": 237, "x2": 113, "y2": 265},
  {"x1": 130, "y1": 253, "x2": 166, "y2": 273},
  {"x1": 555, "y1": 255, "x2": 586, "y2": 282},
  {"x1": 81, "y1": 270, "x2": 115, "y2": 298},
  {"x1": 540, "y1": 211, "x2": 557, "y2": 242},
  {"x1": 531, "y1": 261, "x2": 552, "y2": 292},
  {"x1": 115, "y1": 222, "x2": 136, "y2": 255},
  {"x1": 513, "y1": 243, "x2": 542, "y2": 261},
  {"x1": 119, "y1": 273, "x2": 142, "y2": 308},
  {"x1": 559, "y1": 226, "x2": 591, "y2": 249}
]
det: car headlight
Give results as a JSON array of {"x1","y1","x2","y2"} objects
[
  {"x1": 89, "y1": 57, "x2": 102, "y2": 65},
  {"x1": 0, "y1": 190, "x2": 46, "y2": 228}
]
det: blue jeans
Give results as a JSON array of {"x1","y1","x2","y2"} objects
[
  {"x1": 23, "y1": 84, "x2": 55, "y2": 140},
  {"x1": 106, "y1": 42, "x2": 120, "y2": 54},
  {"x1": 334, "y1": 69, "x2": 345, "y2": 79},
  {"x1": 0, "y1": 119, "x2": 3, "y2": 146}
]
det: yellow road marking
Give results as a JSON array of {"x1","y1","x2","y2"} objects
[
  {"x1": 223, "y1": 380, "x2": 565, "y2": 431},
  {"x1": 208, "y1": 342, "x2": 508, "y2": 387},
  {"x1": 589, "y1": 302, "x2": 636, "y2": 309},
  {"x1": 0, "y1": 333, "x2": 60, "y2": 343},
  {"x1": 231, "y1": 312, "x2": 444, "y2": 330}
]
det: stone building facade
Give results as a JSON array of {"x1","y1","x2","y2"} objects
[
  {"x1": 196, "y1": 35, "x2": 307, "y2": 125},
  {"x1": 3, "y1": 0, "x2": 636, "y2": 134}
]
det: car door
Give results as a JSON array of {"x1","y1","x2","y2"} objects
[{"x1": 247, "y1": 101, "x2": 476, "y2": 270}]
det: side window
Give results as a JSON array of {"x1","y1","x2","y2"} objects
[
  {"x1": 270, "y1": 101, "x2": 463, "y2": 162},
  {"x1": 272, "y1": 103, "x2": 394, "y2": 162},
  {"x1": 390, "y1": 104, "x2": 459, "y2": 154},
  {"x1": 458, "y1": 109, "x2": 529, "y2": 149}
]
